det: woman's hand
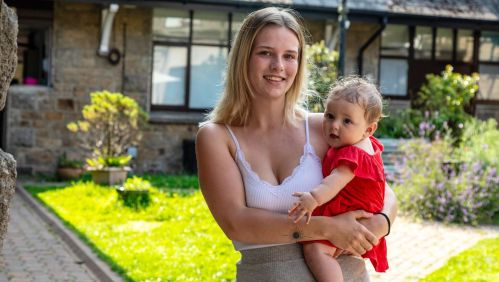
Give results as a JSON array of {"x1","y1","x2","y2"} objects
[{"x1": 323, "y1": 210, "x2": 378, "y2": 257}]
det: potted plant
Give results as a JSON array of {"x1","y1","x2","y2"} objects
[
  {"x1": 116, "y1": 176, "x2": 152, "y2": 208},
  {"x1": 67, "y1": 90, "x2": 148, "y2": 185},
  {"x1": 56, "y1": 153, "x2": 84, "y2": 181}
]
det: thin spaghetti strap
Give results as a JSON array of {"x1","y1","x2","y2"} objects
[
  {"x1": 305, "y1": 112, "x2": 310, "y2": 145},
  {"x1": 225, "y1": 125, "x2": 241, "y2": 151}
]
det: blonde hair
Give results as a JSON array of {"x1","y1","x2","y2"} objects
[
  {"x1": 205, "y1": 7, "x2": 308, "y2": 126},
  {"x1": 327, "y1": 76, "x2": 384, "y2": 124}
]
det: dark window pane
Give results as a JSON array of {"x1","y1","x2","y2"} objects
[
  {"x1": 480, "y1": 31, "x2": 499, "y2": 62},
  {"x1": 192, "y1": 11, "x2": 228, "y2": 45},
  {"x1": 152, "y1": 46, "x2": 187, "y2": 106},
  {"x1": 457, "y1": 29, "x2": 473, "y2": 62},
  {"x1": 414, "y1": 26, "x2": 433, "y2": 59},
  {"x1": 381, "y1": 25, "x2": 409, "y2": 57},
  {"x1": 435, "y1": 28, "x2": 453, "y2": 60},
  {"x1": 478, "y1": 64, "x2": 499, "y2": 100},
  {"x1": 379, "y1": 58, "x2": 408, "y2": 96},
  {"x1": 153, "y1": 9, "x2": 190, "y2": 42},
  {"x1": 231, "y1": 13, "x2": 246, "y2": 42},
  {"x1": 189, "y1": 46, "x2": 227, "y2": 109}
]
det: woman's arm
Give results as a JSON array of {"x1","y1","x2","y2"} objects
[
  {"x1": 358, "y1": 183, "x2": 398, "y2": 239},
  {"x1": 196, "y1": 123, "x2": 378, "y2": 256}
]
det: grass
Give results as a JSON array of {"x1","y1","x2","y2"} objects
[
  {"x1": 25, "y1": 177, "x2": 239, "y2": 281},
  {"x1": 420, "y1": 237, "x2": 499, "y2": 282}
]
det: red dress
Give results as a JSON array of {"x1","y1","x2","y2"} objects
[{"x1": 311, "y1": 136, "x2": 388, "y2": 272}]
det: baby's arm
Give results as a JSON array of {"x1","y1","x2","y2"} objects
[{"x1": 289, "y1": 164, "x2": 354, "y2": 223}]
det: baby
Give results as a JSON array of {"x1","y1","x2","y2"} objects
[{"x1": 289, "y1": 77, "x2": 389, "y2": 281}]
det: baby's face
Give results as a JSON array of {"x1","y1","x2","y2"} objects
[{"x1": 322, "y1": 98, "x2": 371, "y2": 148}]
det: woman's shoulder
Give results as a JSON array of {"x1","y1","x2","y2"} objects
[{"x1": 196, "y1": 122, "x2": 230, "y2": 144}]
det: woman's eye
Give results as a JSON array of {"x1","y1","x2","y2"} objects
[
  {"x1": 259, "y1": 51, "x2": 271, "y2": 56},
  {"x1": 284, "y1": 54, "x2": 296, "y2": 60}
]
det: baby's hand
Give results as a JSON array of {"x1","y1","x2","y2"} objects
[{"x1": 288, "y1": 192, "x2": 319, "y2": 224}]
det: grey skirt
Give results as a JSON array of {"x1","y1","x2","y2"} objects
[{"x1": 236, "y1": 244, "x2": 370, "y2": 282}]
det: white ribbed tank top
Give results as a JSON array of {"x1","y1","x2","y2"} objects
[{"x1": 225, "y1": 114, "x2": 323, "y2": 250}]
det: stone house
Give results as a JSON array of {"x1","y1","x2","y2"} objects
[{"x1": 2, "y1": 0, "x2": 498, "y2": 175}]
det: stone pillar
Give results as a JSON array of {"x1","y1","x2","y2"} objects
[{"x1": 0, "y1": 0, "x2": 18, "y2": 250}]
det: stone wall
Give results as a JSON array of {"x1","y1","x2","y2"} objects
[
  {"x1": 0, "y1": 0, "x2": 18, "y2": 250},
  {"x1": 6, "y1": 2, "x2": 198, "y2": 175}
]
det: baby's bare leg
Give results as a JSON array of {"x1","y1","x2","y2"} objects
[{"x1": 303, "y1": 243, "x2": 343, "y2": 282}]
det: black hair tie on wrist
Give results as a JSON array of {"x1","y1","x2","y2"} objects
[{"x1": 375, "y1": 212, "x2": 391, "y2": 237}]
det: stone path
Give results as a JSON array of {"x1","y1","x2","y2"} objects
[
  {"x1": 0, "y1": 193, "x2": 98, "y2": 282},
  {"x1": 0, "y1": 186, "x2": 497, "y2": 281}
]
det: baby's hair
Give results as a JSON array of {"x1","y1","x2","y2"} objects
[{"x1": 326, "y1": 76, "x2": 384, "y2": 123}]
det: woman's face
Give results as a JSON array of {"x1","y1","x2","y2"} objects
[{"x1": 248, "y1": 25, "x2": 299, "y2": 101}]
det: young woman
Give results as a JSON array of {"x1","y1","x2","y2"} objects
[{"x1": 196, "y1": 7, "x2": 397, "y2": 281}]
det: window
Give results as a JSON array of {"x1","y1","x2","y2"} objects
[
  {"x1": 435, "y1": 28, "x2": 453, "y2": 60},
  {"x1": 379, "y1": 25, "x2": 409, "y2": 96},
  {"x1": 151, "y1": 9, "x2": 244, "y2": 111},
  {"x1": 456, "y1": 30, "x2": 473, "y2": 62},
  {"x1": 13, "y1": 25, "x2": 51, "y2": 86},
  {"x1": 414, "y1": 26, "x2": 433, "y2": 59},
  {"x1": 478, "y1": 31, "x2": 499, "y2": 100}
]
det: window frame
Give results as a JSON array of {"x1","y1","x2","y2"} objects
[
  {"x1": 378, "y1": 24, "x2": 411, "y2": 99},
  {"x1": 150, "y1": 10, "x2": 238, "y2": 112}
]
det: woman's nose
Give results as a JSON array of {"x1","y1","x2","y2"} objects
[{"x1": 270, "y1": 58, "x2": 283, "y2": 72}]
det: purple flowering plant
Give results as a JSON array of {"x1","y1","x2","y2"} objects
[{"x1": 390, "y1": 118, "x2": 498, "y2": 225}]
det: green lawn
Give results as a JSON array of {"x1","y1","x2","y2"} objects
[
  {"x1": 420, "y1": 237, "x2": 499, "y2": 282},
  {"x1": 26, "y1": 180, "x2": 239, "y2": 281}
]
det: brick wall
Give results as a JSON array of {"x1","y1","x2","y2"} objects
[{"x1": 6, "y1": 3, "x2": 198, "y2": 175}]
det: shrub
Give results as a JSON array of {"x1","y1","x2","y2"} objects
[
  {"x1": 117, "y1": 176, "x2": 153, "y2": 208},
  {"x1": 392, "y1": 119, "x2": 499, "y2": 225},
  {"x1": 415, "y1": 65, "x2": 478, "y2": 141},
  {"x1": 57, "y1": 153, "x2": 84, "y2": 169},
  {"x1": 305, "y1": 40, "x2": 338, "y2": 112},
  {"x1": 67, "y1": 91, "x2": 148, "y2": 168},
  {"x1": 376, "y1": 109, "x2": 451, "y2": 140}
]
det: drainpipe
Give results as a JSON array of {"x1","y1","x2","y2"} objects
[
  {"x1": 98, "y1": 4, "x2": 119, "y2": 56},
  {"x1": 357, "y1": 16, "x2": 387, "y2": 76},
  {"x1": 337, "y1": 0, "x2": 348, "y2": 77}
]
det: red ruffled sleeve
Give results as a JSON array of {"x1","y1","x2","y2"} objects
[{"x1": 327, "y1": 136, "x2": 385, "y2": 182}]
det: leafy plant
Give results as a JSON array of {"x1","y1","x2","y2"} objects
[
  {"x1": 376, "y1": 109, "x2": 451, "y2": 140},
  {"x1": 305, "y1": 40, "x2": 338, "y2": 112},
  {"x1": 122, "y1": 176, "x2": 152, "y2": 191},
  {"x1": 414, "y1": 65, "x2": 478, "y2": 141},
  {"x1": 392, "y1": 121, "x2": 499, "y2": 225},
  {"x1": 86, "y1": 155, "x2": 132, "y2": 169},
  {"x1": 67, "y1": 91, "x2": 148, "y2": 168},
  {"x1": 57, "y1": 153, "x2": 84, "y2": 169},
  {"x1": 116, "y1": 176, "x2": 153, "y2": 208}
]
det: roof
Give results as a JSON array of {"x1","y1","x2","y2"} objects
[
  {"x1": 243, "y1": 0, "x2": 499, "y2": 22},
  {"x1": 64, "y1": 0, "x2": 499, "y2": 23}
]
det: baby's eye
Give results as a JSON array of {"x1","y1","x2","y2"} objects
[
  {"x1": 324, "y1": 113, "x2": 334, "y2": 120},
  {"x1": 344, "y1": 118, "x2": 352, "y2": 125}
]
